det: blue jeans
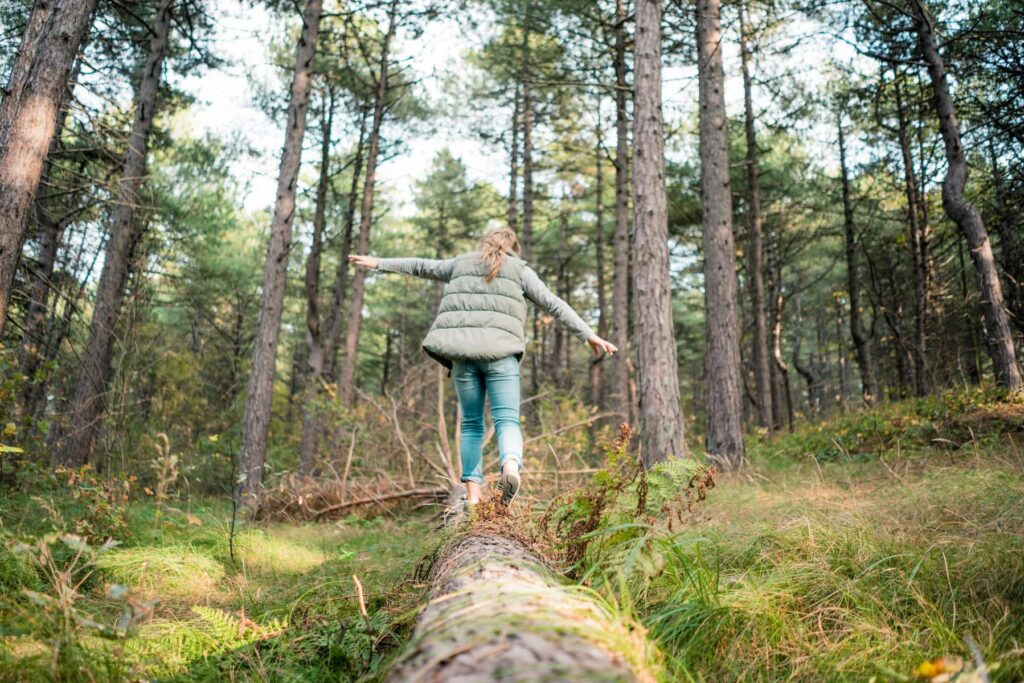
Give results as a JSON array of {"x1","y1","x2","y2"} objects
[{"x1": 453, "y1": 356, "x2": 523, "y2": 484}]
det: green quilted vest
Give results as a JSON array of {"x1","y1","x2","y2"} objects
[{"x1": 422, "y1": 252, "x2": 527, "y2": 368}]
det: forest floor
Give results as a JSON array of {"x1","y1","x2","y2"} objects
[{"x1": 1, "y1": 390, "x2": 1023, "y2": 681}]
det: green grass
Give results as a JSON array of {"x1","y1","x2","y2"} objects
[
  {"x1": 0, "y1": 495, "x2": 438, "y2": 682},
  {"x1": 581, "y1": 394, "x2": 1024, "y2": 681},
  {"x1": 3, "y1": 391, "x2": 1023, "y2": 681}
]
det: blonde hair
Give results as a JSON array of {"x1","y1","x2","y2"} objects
[{"x1": 478, "y1": 228, "x2": 521, "y2": 281}]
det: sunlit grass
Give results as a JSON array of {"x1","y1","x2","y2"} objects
[
  {"x1": 581, "y1": 405, "x2": 1024, "y2": 682},
  {"x1": 95, "y1": 545, "x2": 226, "y2": 600}
]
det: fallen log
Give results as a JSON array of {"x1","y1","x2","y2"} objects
[
  {"x1": 386, "y1": 496, "x2": 657, "y2": 682},
  {"x1": 312, "y1": 487, "x2": 447, "y2": 519}
]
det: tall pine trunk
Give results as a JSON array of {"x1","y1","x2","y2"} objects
[
  {"x1": 50, "y1": 0, "x2": 174, "y2": 467},
  {"x1": 589, "y1": 114, "x2": 608, "y2": 408},
  {"x1": 238, "y1": 0, "x2": 323, "y2": 499},
  {"x1": 323, "y1": 106, "x2": 368, "y2": 382},
  {"x1": 520, "y1": 4, "x2": 534, "y2": 262},
  {"x1": 507, "y1": 82, "x2": 520, "y2": 232},
  {"x1": 910, "y1": 0, "x2": 1022, "y2": 392},
  {"x1": 338, "y1": 0, "x2": 398, "y2": 406},
  {"x1": 697, "y1": 0, "x2": 744, "y2": 470},
  {"x1": 0, "y1": 1, "x2": 53, "y2": 143},
  {"x1": 893, "y1": 76, "x2": 928, "y2": 397},
  {"x1": 837, "y1": 114, "x2": 881, "y2": 403},
  {"x1": 298, "y1": 91, "x2": 335, "y2": 476},
  {"x1": 0, "y1": 0, "x2": 96, "y2": 333},
  {"x1": 739, "y1": 1, "x2": 771, "y2": 431},
  {"x1": 989, "y1": 142, "x2": 1024, "y2": 342},
  {"x1": 610, "y1": 0, "x2": 632, "y2": 427},
  {"x1": 768, "y1": 228, "x2": 792, "y2": 430},
  {"x1": 632, "y1": 0, "x2": 686, "y2": 467},
  {"x1": 18, "y1": 56, "x2": 81, "y2": 416}
]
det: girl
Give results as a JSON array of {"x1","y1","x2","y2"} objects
[{"x1": 349, "y1": 228, "x2": 617, "y2": 508}]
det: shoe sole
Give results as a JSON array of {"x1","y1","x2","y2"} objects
[{"x1": 499, "y1": 471, "x2": 520, "y2": 507}]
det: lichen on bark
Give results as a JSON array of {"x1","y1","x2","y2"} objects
[{"x1": 386, "y1": 525, "x2": 658, "y2": 682}]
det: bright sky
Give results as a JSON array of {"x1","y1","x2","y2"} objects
[
  {"x1": 174, "y1": 1, "x2": 854, "y2": 218},
  {"x1": 175, "y1": 1, "x2": 506, "y2": 216}
]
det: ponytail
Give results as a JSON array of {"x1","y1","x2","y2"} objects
[{"x1": 478, "y1": 228, "x2": 521, "y2": 281}]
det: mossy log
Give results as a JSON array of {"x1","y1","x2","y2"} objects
[{"x1": 386, "y1": 525, "x2": 655, "y2": 682}]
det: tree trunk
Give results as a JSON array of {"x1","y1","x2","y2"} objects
[
  {"x1": 551, "y1": 198, "x2": 569, "y2": 385},
  {"x1": 791, "y1": 290, "x2": 821, "y2": 416},
  {"x1": 738, "y1": 1, "x2": 772, "y2": 431},
  {"x1": 18, "y1": 55, "x2": 81, "y2": 416},
  {"x1": 632, "y1": 0, "x2": 686, "y2": 467},
  {"x1": 0, "y1": 0, "x2": 96, "y2": 333},
  {"x1": 609, "y1": 0, "x2": 632, "y2": 428},
  {"x1": 989, "y1": 142, "x2": 1024, "y2": 342},
  {"x1": 837, "y1": 114, "x2": 881, "y2": 404},
  {"x1": 0, "y1": 1, "x2": 54, "y2": 144},
  {"x1": 957, "y1": 234, "x2": 983, "y2": 384},
  {"x1": 697, "y1": 0, "x2": 744, "y2": 470},
  {"x1": 893, "y1": 76, "x2": 928, "y2": 397},
  {"x1": 50, "y1": 0, "x2": 173, "y2": 467},
  {"x1": 589, "y1": 113, "x2": 608, "y2": 408},
  {"x1": 323, "y1": 105, "x2": 368, "y2": 382},
  {"x1": 768, "y1": 230, "x2": 792, "y2": 431},
  {"x1": 298, "y1": 90, "x2": 335, "y2": 476},
  {"x1": 385, "y1": 525, "x2": 653, "y2": 682},
  {"x1": 834, "y1": 297, "x2": 851, "y2": 408},
  {"x1": 338, "y1": 0, "x2": 397, "y2": 406},
  {"x1": 520, "y1": 4, "x2": 534, "y2": 262},
  {"x1": 910, "y1": 0, "x2": 1022, "y2": 392},
  {"x1": 508, "y1": 81, "x2": 520, "y2": 232},
  {"x1": 238, "y1": 0, "x2": 323, "y2": 499}
]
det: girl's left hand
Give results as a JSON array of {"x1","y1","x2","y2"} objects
[
  {"x1": 587, "y1": 335, "x2": 618, "y2": 357},
  {"x1": 348, "y1": 254, "x2": 379, "y2": 269}
]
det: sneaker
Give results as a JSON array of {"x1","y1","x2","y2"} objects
[{"x1": 499, "y1": 462, "x2": 521, "y2": 507}]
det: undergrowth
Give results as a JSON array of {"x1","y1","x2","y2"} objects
[
  {"x1": 570, "y1": 393, "x2": 1024, "y2": 682},
  {"x1": 0, "y1": 491, "x2": 436, "y2": 682},
  {"x1": 3, "y1": 390, "x2": 1023, "y2": 681}
]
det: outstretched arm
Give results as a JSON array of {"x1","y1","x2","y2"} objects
[
  {"x1": 348, "y1": 255, "x2": 456, "y2": 282},
  {"x1": 522, "y1": 266, "x2": 618, "y2": 357}
]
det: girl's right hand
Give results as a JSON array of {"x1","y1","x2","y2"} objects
[{"x1": 348, "y1": 254, "x2": 379, "y2": 270}]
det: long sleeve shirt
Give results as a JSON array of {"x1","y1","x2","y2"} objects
[{"x1": 376, "y1": 256, "x2": 595, "y2": 343}]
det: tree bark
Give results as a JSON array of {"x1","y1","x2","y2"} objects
[
  {"x1": 791, "y1": 290, "x2": 822, "y2": 416},
  {"x1": 610, "y1": 0, "x2": 632, "y2": 427},
  {"x1": 0, "y1": 0, "x2": 96, "y2": 334},
  {"x1": 837, "y1": 114, "x2": 881, "y2": 404},
  {"x1": 323, "y1": 105, "x2": 369, "y2": 382},
  {"x1": 767, "y1": 229, "x2": 792, "y2": 431},
  {"x1": 238, "y1": 0, "x2": 323, "y2": 499},
  {"x1": 50, "y1": 0, "x2": 173, "y2": 467},
  {"x1": 520, "y1": 3, "x2": 534, "y2": 262},
  {"x1": 738, "y1": 1, "x2": 772, "y2": 431},
  {"x1": 298, "y1": 90, "x2": 335, "y2": 476},
  {"x1": 910, "y1": 0, "x2": 1022, "y2": 392},
  {"x1": 338, "y1": 0, "x2": 397, "y2": 406},
  {"x1": 697, "y1": 0, "x2": 744, "y2": 470},
  {"x1": 834, "y1": 297, "x2": 851, "y2": 408},
  {"x1": 631, "y1": 0, "x2": 686, "y2": 467},
  {"x1": 0, "y1": 0, "x2": 54, "y2": 144},
  {"x1": 989, "y1": 142, "x2": 1024, "y2": 342},
  {"x1": 385, "y1": 527, "x2": 652, "y2": 682},
  {"x1": 589, "y1": 113, "x2": 608, "y2": 408},
  {"x1": 18, "y1": 55, "x2": 81, "y2": 416},
  {"x1": 507, "y1": 81, "x2": 520, "y2": 232},
  {"x1": 893, "y1": 76, "x2": 928, "y2": 397},
  {"x1": 551, "y1": 198, "x2": 569, "y2": 385}
]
